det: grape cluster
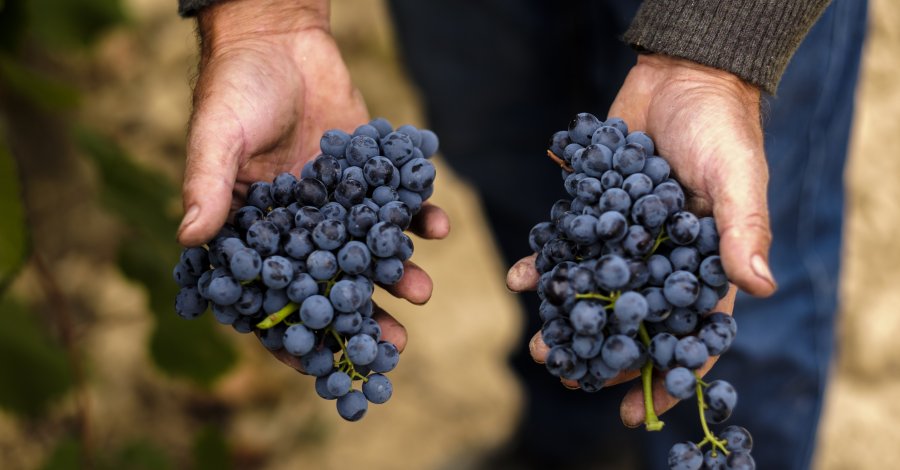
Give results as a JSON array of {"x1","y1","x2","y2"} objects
[
  {"x1": 530, "y1": 113, "x2": 755, "y2": 469},
  {"x1": 172, "y1": 118, "x2": 438, "y2": 421}
]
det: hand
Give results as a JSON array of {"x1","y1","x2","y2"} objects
[
  {"x1": 176, "y1": 0, "x2": 450, "y2": 368},
  {"x1": 507, "y1": 52, "x2": 773, "y2": 425}
]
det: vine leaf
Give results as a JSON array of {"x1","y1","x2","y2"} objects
[
  {"x1": 0, "y1": 134, "x2": 29, "y2": 292},
  {"x1": 75, "y1": 129, "x2": 237, "y2": 386}
]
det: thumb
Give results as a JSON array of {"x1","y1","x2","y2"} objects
[
  {"x1": 177, "y1": 104, "x2": 243, "y2": 247},
  {"x1": 709, "y1": 151, "x2": 776, "y2": 297}
]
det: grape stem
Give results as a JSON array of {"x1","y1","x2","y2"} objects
[
  {"x1": 329, "y1": 327, "x2": 368, "y2": 382},
  {"x1": 547, "y1": 149, "x2": 574, "y2": 172},
  {"x1": 638, "y1": 322, "x2": 664, "y2": 431},
  {"x1": 256, "y1": 302, "x2": 299, "y2": 329},
  {"x1": 694, "y1": 371, "x2": 730, "y2": 455}
]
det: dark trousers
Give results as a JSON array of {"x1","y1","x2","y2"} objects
[{"x1": 389, "y1": 1, "x2": 868, "y2": 468}]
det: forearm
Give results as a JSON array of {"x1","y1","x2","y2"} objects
[{"x1": 624, "y1": 0, "x2": 831, "y2": 94}]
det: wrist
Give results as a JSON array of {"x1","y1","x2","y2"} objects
[
  {"x1": 198, "y1": 0, "x2": 330, "y2": 52},
  {"x1": 633, "y1": 53, "x2": 760, "y2": 105}
]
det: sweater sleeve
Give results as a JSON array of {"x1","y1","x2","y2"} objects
[
  {"x1": 178, "y1": 0, "x2": 222, "y2": 17},
  {"x1": 623, "y1": 0, "x2": 832, "y2": 94}
]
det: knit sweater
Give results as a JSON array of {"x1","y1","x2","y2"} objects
[{"x1": 178, "y1": 0, "x2": 832, "y2": 93}]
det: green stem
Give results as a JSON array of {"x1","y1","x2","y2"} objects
[
  {"x1": 695, "y1": 371, "x2": 729, "y2": 455},
  {"x1": 575, "y1": 292, "x2": 614, "y2": 302},
  {"x1": 646, "y1": 229, "x2": 669, "y2": 258},
  {"x1": 255, "y1": 302, "x2": 299, "y2": 329},
  {"x1": 638, "y1": 323, "x2": 664, "y2": 431},
  {"x1": 330, "y1": 328, "x2": 368, "y2": 382}
]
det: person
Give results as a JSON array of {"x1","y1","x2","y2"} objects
[{"x1": 174, "y1": 0, "x2": 868, "y2": 468}]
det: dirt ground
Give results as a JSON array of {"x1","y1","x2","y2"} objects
[{"x1": 3, "y1": 0, "x2": 899, "y2": 469}]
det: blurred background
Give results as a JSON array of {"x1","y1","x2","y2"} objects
[{"x1": 0, "y1": 0, "x2": 898, "y2": 469}]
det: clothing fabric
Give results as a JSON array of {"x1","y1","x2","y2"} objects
[
  {"x1": 624, "y1": 0, "x2": 831, "y2": 93},
  {"x1": 388, "y1": 0, "x2": 867, "y2": 469}
]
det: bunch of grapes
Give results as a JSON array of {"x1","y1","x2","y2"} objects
[
  {"x1": 529, "y1": 113, "x2": 755, "y2": 469},
  {"x1": 172, "y1": 118, "x2": 438, "y2": 422}
]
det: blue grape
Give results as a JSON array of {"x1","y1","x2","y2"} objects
[
  {"x1": 548, "y1": 130, "x2": 571, "y2": 157},
  {"x1": 721, "y1": 425, "x2": 753, "y2": 453},
  {"x1": 667, "y1": 211, "x2": 701, "y2": 245},
  {"x1": 173, "y1": 262, "x2": 198, "y2": 288},
  {"x1": 207, "y1": 276, "x2": 242, "y2": 305},
  {"x1": 669, "y1": 246, "x2": 700, "y2": 272},
  {"x1": 545, "y1": 346, "x2": 581, "y2": 379},
  {"x1": 372, "y1": 185, "x2": 398, "y2": 206},
  {"x1": 568, "y1": 112, "x2": 602, "y2": 146},
  {"x1": 246, "y1": 220, "x2": 281, "y2": 257},
  {"x1": 600, "y1": 169, "x2": 623, "y2": 190},
  {"x1": 271, "y1": 172, "x2": 298, "y2": 206},
  {"x1": 575, "y1": 177, "x2": 603, "y2": 204},
  {"x1": 599, "y1": 188, "x2": 631, "y2": 214},
  {"x1": 362, "y1": 373, "x2": 393, "y2": 404},
  {"x1": 180, "y1": 247, "x2": 210, "y2": 276},
  {"x1": 588, "y1": 355, "x2": 619, "y2": 381},
  {"x1": 725, "y1": 452, "x2": 756, "y2": 470},
  {"x1": 312, "y1": 219, "x2": 348, "y2": 251},
  {"x1": 647, "y1": 254, "x2": 673, "y2": 286},
  {"x1": 613, "y1": 291, "x2": 648, "y2": 324},
  {"x1": 176, "y1": 286, "x2": 207, "y2": 319},
  {"x1": 625, "y1": 131, "x2": 655, "y2": 156},
  {"x1": 315, "y1": 375, "x2": 336, "y2": 400},
  {"x1": 379, "y1": 201, "x2": 412, "y2": 229},
  {"x1": 374, "y1": 257, "x2": 404, "y2": 285},
  {"x1": 541, "y1": 318, "x2": 574, "y2": 347},
  {"x1": 294, "y1": 177, "x2": 328, "y2": 207},
  {"x1": 664, "y1": 367, "x2": 697, "y2": 399},
  {"x1": 312, "y1": 155, "x2": 342, "y2": 189},
  {"x1": 359, "y1": 318, "x2": 382, "y2": 341},
  {"x1": 300, "y1": 348, "x2": 335, "y2": 377},
  {"x1": 694, "y1": 217, "x2": 719, "y2": 255},
  {"x1": 381, "y1": 132, "x2": 414, "y2": 166},
  {"x1": 300, "y1": 295, "x2": 334, "y2": 329},
  {"x1": 667, "y1": 441, "x2": 703, "y2": 470},
  {"x1": 334, "y1": 178, "x2": 366, "y2": 208},
  {"x1": 306, "y1": 250, "x2": 338, "y2": 280},
  {"x1": 346, "y1": 204, "x2": 379, "y2": 238},
  {"x1": 262, "y1": 288, "x2": 289, "y2": 314},
  {"x1": 569, "y1": 300, "x2": 606, "y2": 335},
  {"x1": 234, "y1": 206, "x2": 264, "y2": 232},
  {"x1": 632, "y1": 194, "x2": 668, "y2": 229},
  {"x1": 643, "y1": 287, "x2": 672, "y2": 322},
  {"x1": 283, "y1": 324, "x2": 316, "y2": 356},
  {"x1": 581, "y1": 144, "x2": 613, "y2": 177},
  {"x1": 261, "y1": 255, "x2": 293, "y2": 289},
  {"x1": 563, "y1": 143, "x2": 584, "y2": 163},
  {"x1": 286, "y1": 273, "x2": 318, "y2": 304},
  {"x1": 320, "y1": 129, "x2": 351, "y2": 156},
  {"x1": 622, "y1": 225, "x2": 655, "y2": 257},
  {"x1": 567, "y1": 214, "x2": 599, "y2": 245},
  {"x1": 367, "y1": 222, "x2": 403, "y2": 257},
  {"x1": 649, "y1": 332, "x2": 678, "y2": 370},
  {"x1": 622, "y1": 173, "x2": 653, "y2": 200},
  {"x1": 283, "y1": 228, "x2": 315, "y2": 260},
  {"x1": 419, "y1": 129, "x2": 439, "y2": 157},
  {"x1": 294, "y1": 206, "x2": 324, "y2": 231},
  {"x1": 591, "y1": 125, "x2": 625, "y2": 150},
  {"x1": 336, "y1": 390, "x2": 368, "y2": 421},
  {"x1": 664, "y1": 270, "x2": 701, "y2": 307},
  {"x1": 595, "y1": 254, "x2": 631, "y2": 291},
  {"x1": 705, "y1": 379, "x2": 737, "y2": 414},
  {"x1": 595, "y1": 211, "x2": 628, "y2": 242},
  {"x1": 353, "y1": 123, "x2": 380, "y2": 140},
  {"x1": 642, "y1": 156, "x2": 670, "y2": 185},
  {"x1": 329, "y1": 280, "x2": 363, "y2": 313},
  {"x1": 674, "y1": 336, "x2": 709, "y2": 370},
  {"x1": 600, "y1": 335, "x2": 640, "y2": 370},
  {"x1": 572, "y1": 333, "x2": 604, "y2": 359},
  {"x1": 258, "y1": 322, "x2": 286, "y2": 350},
  {"x1": 699, "y1": 255, "x2": 727, "y2": 287},
  {"x1": 664, "y1": 307, "x2": 699, "y2": 335},
  {"x1": 396, "y1": 189, "x2": 423, "y2": 214},
  {"x1": 212, "y1": 303, "x2": 239, "y2": 325},
  {"x1": 604, "y1": 117, "x2": 628, "y2": 135},
  {"x1": 320, "y1": 201, "x2": 348, "y2": 221},
  {"x1": 692, "y1": 284, "x2": 719, "y2": 313},
  {"x1": 703, "y1": 450, "x2": 726, "y2": 470},
  {"x1": 333, "y1": 312, "x2": 363, "y2": 335},
  {"x1": 368, "y1": 117, "x2": 393, "y2": 138},
  {"x1": 345, "y1": 135, "x2": 379, "y2": 167},
  {"x1": 337, "y1": 241, "x2": 371, "y2": 275},
  {"x1": 326, "y1": 371, "x2": 352, "y2": 397},
  {"x1": 347, "y1": 333, "x2": 378, "y2": 366},
  {"x1": 370, "y1": 341, "x2": 400, "y2": 373},
  {"x1": 612, "y1": 143, "x2": 646, "y2": 175},
  {"x1": 246, "y1": 182, "x2": 274, "y2": 210},
  {"x1": 653, "y1": 180, "x2": 685, "y2": 215},
  {"x1": 234, "y1": 284, "x2": 262, "y2": 315},
  {"x1": 400, "y1": 157, "x2": 436, "y2": 192}
]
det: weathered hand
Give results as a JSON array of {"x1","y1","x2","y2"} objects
[{"x1": 508, "y1": 52, "x2": 772, "y2": 426}]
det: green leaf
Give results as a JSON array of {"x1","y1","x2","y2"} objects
[
  {"x1": 76, "y1": 129, "x2": 237, "y2": 386},
  {"x1": 41, "y1": 437, "x2": 81, "y2": 470},
  {"x1": 0, "y1": 134, "x2": 29, "y2": 292},
  {"x1": 25, "y1": 0, "x2": 126, "y2": 49},
  {"x1": 0, "y1": 54, "x2": 80, "y2": 110},
  {"x1": 192, "y1": 426, "x2": 231, "y2": 470},
  {"x1": 100, "y1": 440, "x2": 173, "y2": 470},
  {"x1": 0, "y1": 296, "x2": 73, "y2": 417}
]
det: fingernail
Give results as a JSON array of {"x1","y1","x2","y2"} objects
[
  {"x1": 750, "y1": 254, "x2": 776, "y2": 288},
  {"x1": 177, "y1": 205, "x2": 199, "y2": 237}
]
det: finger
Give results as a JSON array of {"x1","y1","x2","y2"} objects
[
  {"x1": 177, "y1": 103, "x2": 244, "y2": 247},
  {"x1": 408, "y1": 203, "x2": 451, "y2": 240},
  {"x1": 507, "y1": 254, "x2": 540, "y2": 292},
  {"x1": 709, "y1": 145, "x2": 776, "y2": 298},
  {"x1": 372, "y1": 307, "x2": 408, "y2": 352},
  {"x1": 381, "y1": 260, "x2": 433, "y2": 305},
  {"x1": 529, "y1": 331, "x2": 550, "y2": 364}
]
